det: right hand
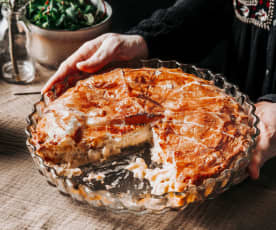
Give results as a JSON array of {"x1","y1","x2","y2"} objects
[
  {"x1": 248, "y1": 101, "x2": 276, "y2": 179},
  {"x1": 41, "y1": 33, "x2": 148, "y2": 93}
]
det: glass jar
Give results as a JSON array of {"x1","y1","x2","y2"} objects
[
  {"x1": 0, "y1": 5, "x2": 9, "y2": 66},
  {"x1": 1, "y1": 5, "x2": 35, "y2": 84}
]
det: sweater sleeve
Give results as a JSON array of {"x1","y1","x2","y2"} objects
[
  {"x1": 126, "y1": 0, "x2": 233, "y2": 63},
  {"x1": 257, "y1": 94, "x2": 276, "y2": 103}
]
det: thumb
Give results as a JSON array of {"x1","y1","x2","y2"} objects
[
  {"x1": 248, "y1": 151, "x2": 261, "y2": 180},
  {"x1": 248, "y1": 161, "x2": 260, "y2": 180}
]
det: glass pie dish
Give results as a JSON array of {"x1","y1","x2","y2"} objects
[{"x1": 25, "y1": 59, "x2": 259, "y2": 214}]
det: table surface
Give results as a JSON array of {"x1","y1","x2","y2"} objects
[{"x1": 1, "y1": 70, "x2": 276, "y2": 230}]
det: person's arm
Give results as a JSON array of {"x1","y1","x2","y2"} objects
[
  {"x1": 126, "y1": 0, "x2": 233, "y2": 62},
  {"x1": 42, "y1": 0, "x2": 232, "y2": 93},
  {"x1": 257, "y1": 94, "x2": 276, "y2": 103}
]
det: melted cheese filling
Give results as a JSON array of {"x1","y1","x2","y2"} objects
[
  {"x1": 126, "y1": 158, "x2": 185, "y2": 195},
  {"x1": 87, "y1": 125, "x2": 153, "y2": 162}
]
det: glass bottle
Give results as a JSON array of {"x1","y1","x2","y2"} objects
[{"x1": 1, "y1": 5, "x2": 35, "y2": 84}]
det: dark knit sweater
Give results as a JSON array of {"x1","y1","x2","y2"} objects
[{"x1": 126, "y1": 0, "x2": 276, "y2": 103}]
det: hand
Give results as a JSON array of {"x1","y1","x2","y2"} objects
[
  {"x1": 41, "y1": 33, "x2": 148, "y2": 93},
  {"x1": 248, "y1": 101, "x2": 276, "y2": 179}
]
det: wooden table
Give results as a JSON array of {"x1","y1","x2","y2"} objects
[{"x1": 1, "y1": 71, "x2": 276, "y2": 230}]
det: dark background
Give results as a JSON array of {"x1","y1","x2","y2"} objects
[
  {"x1": 105, "y1": 0, "x2": 230, "y2": 75},
  {"x1": 106, "y1": 0, "x2": 175, "y2": 33}
]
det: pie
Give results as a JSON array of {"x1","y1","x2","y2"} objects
[{"x1": 31, "y1": 67, "x2": 253, "y2": 195}]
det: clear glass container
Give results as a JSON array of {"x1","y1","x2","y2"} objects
[
  {"x1": 26, "y1": 59, "x2": 260, "y2": 214},
  {"x1": 0, "y1": 5, "x2": 9, "y2": 67},
  {"x1": 1, "y1": 5, "x2": 35, "y2": 84}
]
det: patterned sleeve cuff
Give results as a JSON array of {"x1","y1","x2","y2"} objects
[{"x1": 257, "y1": 94, "x2": 276, "y2": 103}]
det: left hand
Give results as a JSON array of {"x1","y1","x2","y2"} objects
[
  {"x1": 248, "y1": 101, "x2": 276, "y2": 179},
  {"x1": 41, "y1": 33, "x2": 148, "y2": 93}
]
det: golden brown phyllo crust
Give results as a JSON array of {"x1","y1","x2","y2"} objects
[{"x1": 31, "y1": 67, "x2": 253, "y2": 188}]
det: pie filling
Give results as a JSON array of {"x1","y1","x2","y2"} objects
[
  {"x1": 32, "y1": 67, "x2": 253, "y2": 195},
  {"x1": 87, "y1": 125, "x2": 153, "y2": 162}
]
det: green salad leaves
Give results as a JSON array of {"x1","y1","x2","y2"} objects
[{"x1": 26, "y1": 0, "x2": 107, "y2": 30}]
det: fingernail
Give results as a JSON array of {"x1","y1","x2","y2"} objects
[
  {"x1": 76, "y1": 62, "x2": 84, "y2": 69},
  {"x1": 41, "y1": 86, "x2": 46, "y2": 93},
  {"x1": 256, "y1": 168, "x2": 260, "y2": 179},
  {"x1": 41, "y1": 83, "x2": 50, "y2": 94}
]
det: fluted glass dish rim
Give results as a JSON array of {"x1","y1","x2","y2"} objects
[{"x1": 25, "y1": 59, "x2": 260, "y2": 214}]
